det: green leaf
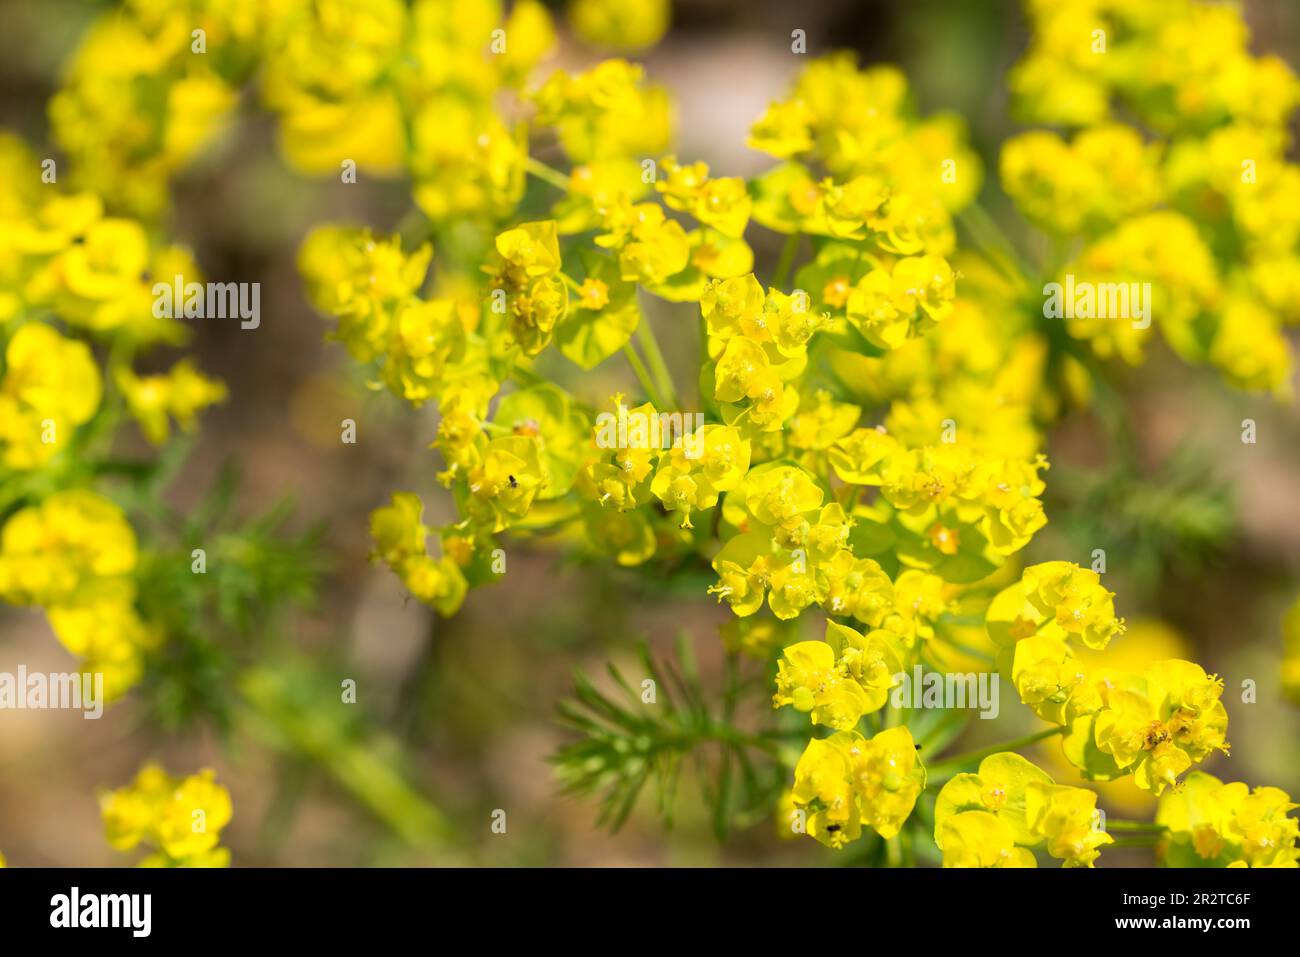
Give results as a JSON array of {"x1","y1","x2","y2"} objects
[{"x1": 556, "y1": 251, "x2": 642, "y2": 369}]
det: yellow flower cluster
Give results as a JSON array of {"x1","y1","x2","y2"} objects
[
  {"x1": 1005, "y1": 0, "x2": 1300, "y2": 397},
  {"x1": 1157, "y1": 771, "x2": 1300, "y2": 868},
  {"x1": 369, "y1": 493, "x2": 468, "y2": 617},
  {"x1": 533, "y1": 58, "x2": 672, "y2": 167},
  {"x1": 0, "y1": 134, "x2": 200, "y2": 351},
  {"x1": 568, "y1": 0, "x2": 670, "y2": 53},
  {"x1": 116, "y1": 360, "x2": 228, "y2": 446},
  {"x1": 190, "y1": 4, "x2": 1297, "y2": 866},
  {"x1": 1011, "y1": 0, "x2": 1300, "y2": 131},
  {"x1": 749, "y1": 55, "x2": 981, "y2": 238},
  {"x1": 0, "y1": 323, "x2": 100, "y2": 469},
  {"x1": 988, "y1": 563, "x2": 1228, "y2": 795},
  {"x1": 101, "y1": 764, "x2": 233, "y2": 867},
  {"x1": 790, "y1": 725, "x2": 926, "y2": 848},
  {"x1": 49, "y1": 0, "x2": 560, "y2": 223},
  {"x1": 0, "y1": 491, "x2": 157, "y2": 699},
  {"x1": 0, "y1": 126, "x2": 227, "y2": 705},
  {"x1": 774, "y1": 622, "x2": 904, "y2": 730},
  {"x1": 48, "y1": 0, "x2": 246, "y2": 218},
  {"x1": 935, "y1": 752, "x2": 1112, "y2": 868}
]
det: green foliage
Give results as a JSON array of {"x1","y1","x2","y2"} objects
[
  {"x1": 133, "y1": 462, "x2": 328, "y2": 731},
  {"x1": 1047, "y1": 443, "x2": 1234, "y2": 589},
  {"x1": 552, "y1": 635, "x2": 787, "y2": 839}
]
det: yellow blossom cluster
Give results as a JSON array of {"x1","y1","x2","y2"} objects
[
  {"x1": 1157, "y1": 772, "x2": 1300, "y2": 868},
  {"x1": 39, "y1": 0, "x2": 1299, "y2": 869},
  {"x1": 1004, "y1": 0, "x2": 1300, "y2": 397},
  {"x1": 101, "y1": 764, "x2": 233, "y2": 867},
  {"x1": 934, "y1": 752, "x2": 1113, "y2": 868},
  {"x1": 0, "y1": 491, "x2": 158, "y2": 699},
  {"x1": 0, "y1": 129, "x2": 225, "y2": 700},
  {"x1": 988, "y1": 562, "x2": 1228, "y2": 796}
]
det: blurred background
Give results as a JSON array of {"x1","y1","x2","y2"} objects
[{"x1": 1, "y1": 0, "x2": 1298, "y2": 866}]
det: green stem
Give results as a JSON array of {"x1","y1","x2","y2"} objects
[
  {"x1": 927, "y1": 725, "x2": 1065, "y2": 778},
  {"x1": 917, "y1": 708, "x2": 968, "y2": 750},
  {"x1": 525, "y1": 156, "x2": 571, "y2": 192},
  {"x1": 1107, "y1": 820, "x2": 1168, "y2": 833},
  {"x1": 635, "y1": 316, "x2": 679, "y2": 408},
  {"x1": 958, "y1": 204, "x2": 1035, "y2": 291},
  {"x1": 773, "y1": 232, "x2": 800, "y2": 290},
  {"x1": 885, "y1": 834, "x2": 902, "y2": 867},
  {"x1": 622, "y1": 343, "x2": 664, "y2": 407},
  {"x1": 510, "y1": 363, "x2": 547, "y2": 388},
  {"x1": 238, "y1": 666, "x2": 453, "y2": 850}
]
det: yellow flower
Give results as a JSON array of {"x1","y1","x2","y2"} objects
[
  {"x1": 1010, "y1": 635, "x2": 1088, "y2": 725},
  {"x1": 790, "y1": 725, "x2": 926, "y2": 847},
  {"x1": 596, "y1": 200, "x2": 690, "y2": 285},
  {"x1": 1024, "y1": 781, "x2": 1113, "y2": 867},
  {"x1": 748, "y1": 100, "x2": 815, "y2": 159},
  {"x1": 299, "y1": 226, "x2": 432, "y2": 364},
  {"x1": 656, "y1": 156, "x2": 752, "y2": 239},
  {"x1": 817, "y1": 551, "x2": 894, "y2": 626},
  {"x1": 532, "y1": 59, "x2": 673, "y2": 163},
  {"x1": 368, "y1": 492, "x2": 468, "y2": 617},
  {"x1": 935, "y1": 752, "x2": 1052, "y2": 845},
  {"x1": 1008, "y1": 561, "x2": 1126, "y2": 651},
  {"x1": 494, "y1": 220, "x2": 563, "y2": 283},
  {"x1": 1001, "y1": 126, "x2": 1162, "y2": 235},
  {"x1": 650, "y1": 424, "x2": 749, "y2": 528},
  {"x1": 384, "y1": 298, "x2": 474, "y2": 404},
  {"x1": 774, "y1": 639, "x2": 870, "y2": 730},
  {"x1": 741, "y1": 464, "x2": 824, "y2": 534},
  {"x1": 1209, "y1": 296, "x2": 1292, "y2": 398},
  {"x1": 940, "y1": 811, "x2": 1037, "y2": 868},
  {"x1": 48, "y1": 601, "x2": 156, "y2": 701},
  {"x1": 708, "y1": 530, "x2": 817, "y2": 620},
  {"x1": 0, "y1": 489, "x2": 153, "y2": 699},
  {"x1": 700, "y1": 274, "x2": 766, "y2": 342},
  {"x1": 1157, "y1": 772, "x2": 1300, "y2": 868},
  {"x1": 845, "y1": 255, "x2": 955, "y2": 349},
  {"x1": 155, "y1": 770, "x2": 234, "y2": 861},
  {"x1": 1091, "y1": 660, "x2": 1229, "y2": 795},
  {"x1": 117, "y1": 359, "x2": 227, "y2": 445},
  {"x1": 259, "y1": 0, "x2": 407, "y2": 177},
  {"x1": 0, "y1": 323, "x2": 102, "y2": 469},
  {"x1": 774, "y1": 622, "x2": 901, "y2": 729},
  {"x1": 787, "y1": 390, "x2": 860, "y2": 451},
  {"x1": 569, "y1": 0, "x2": 670, "y2": 53},
  {"x1": 0, "y1": 490, "x2": 136, "y2": 608},
  {"x1": 102, "y1": 765, "x2": 233, "y2": 867},
  {"x1": 466, "y1": 436, "x2": 545, "y2": 532},
  {"x1": 369, "y1": 492, "x2": 430, "y2": 568}
]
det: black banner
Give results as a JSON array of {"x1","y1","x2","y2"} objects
[{"x1": 0, "y1": 866, "x2": 1285, "y2": 943}]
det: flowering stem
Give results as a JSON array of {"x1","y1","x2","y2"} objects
[
  {"x1": 622, "y1": 343, "x2": 665, "y2": 407},
  {"x1": 957, "y1": 203, "x2": 1034, "y2": 291},
  {"x1": 1106, "y1": 820, "x2": 1168, "y2": 833},
  {"x1": 885, "y1": 835, "x2": 903, "y2": 867},
  {"x1": 926, "y1": 725, "x2": 1066, "y2": 779},
  {"x1": 773, "y1": 231, "x2": 800, "y2": 290},
  {"x1": 524, "y1": 155, "x2": 571, "y2": 192},
  {"x1": 510, "y1": 363, "x2": 547, "y2": 388},
  {"x1": 636, "y1": 316, "x2": 679, "y2": 408}
]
